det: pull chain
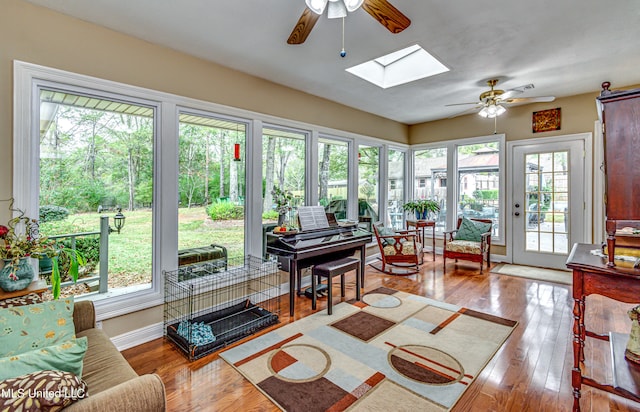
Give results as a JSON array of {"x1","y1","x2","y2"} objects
[{"x1": 340, "y1": 17, "x2": 346, "y2": 58}]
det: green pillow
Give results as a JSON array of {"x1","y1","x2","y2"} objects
[
  {"x1": 455, "y1": 217, "x2": 491, "y2": 242},
  {"x1": 0, "y1": 298, "x2": 76, "y2": 357},
  {"x1": 376, "y1": 225, "x2": 397, "y2": 246},
  {"x1": 0, "y1": 337, "x2": 88, "y2": 380}
]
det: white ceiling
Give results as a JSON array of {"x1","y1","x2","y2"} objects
[{"x1": 25, "y1": 0, "x2": 640, "y2": 125}]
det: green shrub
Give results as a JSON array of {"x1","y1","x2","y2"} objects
[
  {"x1": 206, "y1": 201, "x2": 244, "y2": 220},
  {"x1": 39, "y1": 205, "x2": 70, "y2": 223},
  {"x1": 262, "y1": 210, "x2": 279, "y2": 220}
]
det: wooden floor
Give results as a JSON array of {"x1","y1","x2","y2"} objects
[{"x1": 123, "y1": 257, "x2": 640, "y2": 412}]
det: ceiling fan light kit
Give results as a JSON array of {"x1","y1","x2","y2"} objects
[
  {"x1": 289, "y1": 0, "x2": 410, "y2": 45},
  {"x1": 305, "y1": 0, "x2": 364, "y2": 17},
  {"x1": 478, "y1": 103, "x2": 506, "y2": 118}
]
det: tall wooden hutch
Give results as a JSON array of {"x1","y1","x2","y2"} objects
[{"x1": 596, "y1": 82, "x2": 640, "y2": 266}]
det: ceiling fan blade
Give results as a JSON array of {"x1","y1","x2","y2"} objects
[
  {"x1": 504, "y1": 96, "x2": 556, "y2": 104},
  {"x1": 361, "y1": 0, "x2": 411, "y2": 34},
  {"x1": 445, "y1": 102, "x2": 481, "y2": 107},
  {"x1": 287, "y1": 8, "x2": 321, "y2": 45},
  {"x1": 500, "y1": 84, "x2": 534, "y2": 100}
]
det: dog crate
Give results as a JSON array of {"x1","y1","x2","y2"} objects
[{"x1": 164, "y1": 255, "x2": 280, "y2": 361}]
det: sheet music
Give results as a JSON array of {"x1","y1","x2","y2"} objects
[{"x1": 298, "y1": 206, "x2": 329, "y2": 231}]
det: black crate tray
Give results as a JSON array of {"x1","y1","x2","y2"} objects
[{"x1": 166, "y1": 299, "x2": 279, "y2": 360}]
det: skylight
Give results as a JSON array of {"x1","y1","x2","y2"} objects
[{"x1": 346, "y1": 45, "x2": 449, "y2": 89}]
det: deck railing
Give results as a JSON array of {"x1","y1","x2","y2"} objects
[{"x1": 43, "y1": 216, "x2": 112, "y2": 294}]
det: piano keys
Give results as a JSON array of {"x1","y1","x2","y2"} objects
[{"x1": 266, "y1": 225, "x2": 372, "y2": 316}]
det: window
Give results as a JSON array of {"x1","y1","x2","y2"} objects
[
  {"x1": 457, "y1": 142, "x2": 501, "y2": 238},
  {"x1": 413, "y1": 147, "x2": 447, "y2": 233},
  {"x1": 319, "y1": 138, "x2": 350, "y2": 217},
  {"x1": 412, "y1": 135, "x2": 505, "y2": 244},
  {"x1": 178, "y1": 111, "x2": 247, "y2": 264},
  {"x1": 358, "y1": 145, "x2": 380, "y2": 231},
  {"x1": 388, "y1": 149, "x2": 405, "y2": 230},
  {"x1": 261, "y1": 126, "x2": 306, "y2": 234},
  {"x1": 38, "y1": 88, "x2": 156, "y2": 296}
]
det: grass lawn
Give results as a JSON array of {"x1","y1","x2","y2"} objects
[{"x1": 41, "y1": 207, "x2": 248, "y2": 289}]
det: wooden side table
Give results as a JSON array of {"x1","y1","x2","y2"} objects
[
  {"x1": 406, "y1": 219, "x2": 436, "y2": 261},
  {"x1": 0, "y1": 279, "x2": 48, "y2": 301},
  {"x1": 566, "y1": 243, "x2": 640, "y2": 411}
]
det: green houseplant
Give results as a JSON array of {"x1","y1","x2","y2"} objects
[
  {"x1": 0, "y1": 208, "x2": 85, "y2": 299},
  {"x1": 403, "y1": 200, "x2": 440, "y2": 220}
]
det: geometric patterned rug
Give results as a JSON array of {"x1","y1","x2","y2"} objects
[{"x1": 220, "y1": 287, "x2": 517, "y2": 411}]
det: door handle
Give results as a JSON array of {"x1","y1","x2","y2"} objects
[
  {"x1": 515, "y1": 203, "x2": 520, "y2": 208},
  {"x1": 515, "y1": 212, "x2": 520, "y2": 216}
]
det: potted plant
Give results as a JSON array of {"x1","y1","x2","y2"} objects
[
  {"x1": 416, "y1": 199, "x2": 440, "y2": 220},
  {"x1": 402, "y1": 201, "x2": 418, "y2": 215},
  {"x1": 271, "y1": 186, "x2": 294, "y2": 226},
  {"x1": 0, "y1": 208, "x2": 85, "y2": 299},
  {"x1": 403, "y1": 200, "x2": 440, "y2": 220}
]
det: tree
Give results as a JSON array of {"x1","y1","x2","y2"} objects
[
  {"x1": 263, "y1": 136, "x2": 276, "y2": 212},
  {"x1": 319, "y1": 143, "x2": 331, "y2": 202}
]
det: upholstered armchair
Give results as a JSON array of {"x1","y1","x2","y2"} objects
[
  {"x1": 443, "y1": 217, "x2": 492, "y2": 273},
  {"x1": 372, "y1": 222, "x2": 424, "y2": 275}
]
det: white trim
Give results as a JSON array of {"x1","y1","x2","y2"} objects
[
  {"x1": 111, "y1": 321, "x2": 164, "y2": 351},
  {"x1": 593, "y1": 121, "x2": 605, "y2": 244}
]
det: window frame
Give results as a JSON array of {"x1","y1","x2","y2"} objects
[{"x1": 14, "y1": 61, "x2": 407, "y2": 320}]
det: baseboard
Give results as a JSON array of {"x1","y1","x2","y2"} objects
[{"x1": 111, "y1": 321, "x2": 163, "y2": 351}]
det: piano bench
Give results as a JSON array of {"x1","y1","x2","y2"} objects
[{"x1": 311, "y1": 257, "x2": 361, "y2": 315}]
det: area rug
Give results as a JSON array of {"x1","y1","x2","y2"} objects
[
  {"x1": 491, "y1": 263, "x2": 572, "y2": 285},
  {"x1": 220, "y1": 287, "x2": 517, "y2": 411}
]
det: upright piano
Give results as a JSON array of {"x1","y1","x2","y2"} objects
[{"x1": 266, "y1": 225, "x2": 372, "y2": 316}]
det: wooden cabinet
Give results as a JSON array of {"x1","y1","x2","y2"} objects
[{"x1": 597, "y1": 82, "x2": 640, "y2": 266}]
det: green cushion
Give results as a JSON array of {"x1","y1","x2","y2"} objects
[
  {"x1": 0, "y1": 337, "x2": 88, "y2": 380},
  {"x1": 376, "y1": 225, "x2": 397, "y2": 246},
  {"x1": 0, "y1": 298, "x2": 76, "y2": 357},
  {"x1": 455, "y1": 217, "x2": 491, "y2": 242}
]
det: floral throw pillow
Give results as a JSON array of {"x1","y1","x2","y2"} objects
[
  {"x1": 0, "y1": 298, "x2": 75, "y2": 357},
  {"x1": 0, "y1": 337, "x2": 88, "y2": 380},
  {"x1": 455, "y1": 217, "x2": 491, "y2": 242},
  {"x1": 0, "y1": 370, "x2": 88, "y2": 412}
]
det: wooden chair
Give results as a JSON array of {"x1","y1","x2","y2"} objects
[
  {"x1": 443, "y1": 217, "x2": 492, "y2": 273},
  {"x1": 372, "y1": 222, "x2": 424, "y2": 275}
]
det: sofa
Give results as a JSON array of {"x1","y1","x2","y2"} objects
[{"x1": 65, "y1": 300, "x2": 166, "y2": 411}]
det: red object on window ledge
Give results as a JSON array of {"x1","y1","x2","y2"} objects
[{"x1": 233, "y1": 143, "x2": 241, "y2": 161}]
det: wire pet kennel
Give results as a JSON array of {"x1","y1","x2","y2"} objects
[{"x1": 164, "y1": 255, "x2": 280, "y2": 360}]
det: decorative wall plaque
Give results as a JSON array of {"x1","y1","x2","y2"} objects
[{"x1": 532, "y1": 107, "x2": 561, "y2": 133}]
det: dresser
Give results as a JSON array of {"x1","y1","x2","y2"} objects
[{"x1": 596, "y1": 82, "x2": 640, "y2": 266}]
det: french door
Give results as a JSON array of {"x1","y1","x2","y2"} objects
[{"x1": 511, "y1": 139, "x2": 586, "y2": 269}]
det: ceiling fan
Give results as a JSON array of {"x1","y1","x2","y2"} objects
[
  {"x1": 446, "y1": 79, "x2": 556, "y2": 118},
  {"x1": 287, "y1": 0, "x2": 411, "y2": 45}
]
